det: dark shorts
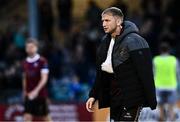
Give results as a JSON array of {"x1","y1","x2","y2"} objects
[
  {"x1": 24, "y1": 97, "x2": 49, "y2": 116},
  {"x1": 110, "y1": 105, "x2": 142, "y2": 121},
  {"x1": 156, "y1": 89, "x2": 177, "y2": 104}
]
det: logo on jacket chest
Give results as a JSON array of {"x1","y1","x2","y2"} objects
[{"x1": 120, "y1": 47, "x2": 128, "y2": 56}]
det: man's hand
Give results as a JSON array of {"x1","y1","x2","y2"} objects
[
  {"x1": 86, "y1": 97, "x2": 95, "y2": 112},
  {"x1": 28, "y1": 89, "x2": 39, "y2": 100}
]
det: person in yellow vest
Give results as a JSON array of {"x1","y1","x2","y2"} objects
[{"x1": 153, "y1": 42, "x2": 180, "y2": 121}]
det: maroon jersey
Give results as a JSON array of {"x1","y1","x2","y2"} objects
[{"x1": 22, "y1": 54, "x2": 49, "y2": 98}]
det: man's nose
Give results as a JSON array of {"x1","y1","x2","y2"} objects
[{"x1": 103, "y1": 22, "x2": 106, "y2": 28}]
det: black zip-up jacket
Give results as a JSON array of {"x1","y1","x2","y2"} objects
[{"x1": 89, "y1": 21, "x2": 157, "y2": 110}]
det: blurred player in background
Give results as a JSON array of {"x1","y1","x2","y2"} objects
[
  {"x1": 22, "y1": 38, "x2": 51, "y2": 121},
  {"x1": 153, "y1": 42, "x2": 180, "y2": 121}
]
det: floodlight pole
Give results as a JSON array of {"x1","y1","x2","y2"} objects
[{"x1": 28, "y1": 0, "x2": 38, "y2": 39}]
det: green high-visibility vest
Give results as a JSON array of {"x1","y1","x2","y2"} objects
[{"x1": 153, "y1": 55, "x2": 177, "y2": 89}]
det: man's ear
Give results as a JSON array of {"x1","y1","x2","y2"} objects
[{"x1": 117, "y1": 19, "x2": 122, "y2": 26}]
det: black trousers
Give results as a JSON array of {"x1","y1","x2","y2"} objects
[{"x1": 110, "y1": 105, "x2": 142, "y2": 121}]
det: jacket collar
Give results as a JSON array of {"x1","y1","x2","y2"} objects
[
  {"x1": 26, "y1": 54, "x2": 40, "y2": 63},
  {"x1": 115, "y1": 21, "x2": 139, "y2": 44}
]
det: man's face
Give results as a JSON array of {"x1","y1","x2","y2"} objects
[
  {"x1": 102, "y1": 13, "x2": 121, "y2": 34},
  {"x1": 25, "y1": 43, "x2": 38, "y2": 56}
]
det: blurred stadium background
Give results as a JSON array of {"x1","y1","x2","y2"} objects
[{"x1": 0, "y1": 0, "x2": 180, "y2": 121}]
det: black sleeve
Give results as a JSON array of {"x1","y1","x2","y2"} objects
[
  {"x1": 88, "y1": 70, "x2": 100, "y2": 100},
  {"x1": 89, "y1": 34, "x2": 110, "y2": 101},
  {"x1": 127, "y1": 36, "x2": 157, "y2": 110},
  {"x1": 88, "y1": 39, "x2": 103, "y2": 100}
]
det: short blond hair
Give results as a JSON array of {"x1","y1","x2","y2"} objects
[
  {"x1": 26, "y1": 38, "x2": 39, "y2": 47},
  {"x1": 102, "y1": 7, "x2": 124, "y2": 21}
]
